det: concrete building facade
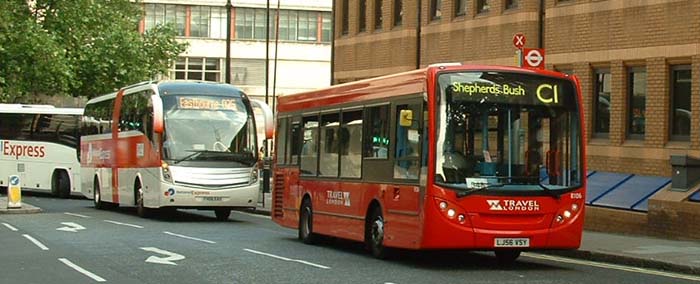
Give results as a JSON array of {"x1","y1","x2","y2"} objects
[
  {"x1": 140, "y1": 0, "x2": 332, "y2": 105},
  {"x1": 333, "y1": 0, "x2": 700, "y2": 239}
]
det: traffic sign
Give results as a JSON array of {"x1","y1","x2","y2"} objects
[
  {"x1": 513, "y1": 33, "x2": 526, "y2": 49},
  {"x1": 522, "y1": 48, "x2": 545, "y2": 69},
  {"x1": 8, "y1": 175, "x2": 21, "y2": 208}
]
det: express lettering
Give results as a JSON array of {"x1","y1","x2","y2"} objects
[{"x1": 2, "y1": 141, "x2": 46, "y2": 159}]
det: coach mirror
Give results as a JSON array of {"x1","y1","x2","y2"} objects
[
  {"x1": 399, "y1": 109, "x2": 414, "y2": 127},
  {"x1": 150, "y1": 94, "x2": 164, "y2": 134},
  {"x1": 250, "y1": 99, "x2": 274, "y2": 139}
]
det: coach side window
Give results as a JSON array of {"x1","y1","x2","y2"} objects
[
  {"x1": 340, "y1": 109, "x2": 363, "y2": 178},
  {"x1": 363, "y1": 105, "x2": 390, "y2": 159},
  {"x1": 300, "y1": 114, "x2": 319, "y2": 176}
]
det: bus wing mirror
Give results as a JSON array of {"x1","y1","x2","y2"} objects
[
  {"x1": 151, "y1": 94, "x2": 164, "y2": 134},
  {"x1": 399, "y1": 109, "x2": 413, "y2": 127},
  {"x1": 251, "y1": 99, "x2": 274, "y2": 139}
]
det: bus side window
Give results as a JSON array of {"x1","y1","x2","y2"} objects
[
  {"x1": 394, "y1": 103, "x2": 421, "y2": 180},
  {"x1": 288, "y1": 119, "x2": 302, "y2": 165}
]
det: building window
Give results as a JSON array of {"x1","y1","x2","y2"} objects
[
  {"x1": 278, "y1": 10, "x2": 298, "y2": 41},
  {"x1": 172, "y1": 57, "x2": 221, "y2": 82},
  {"x1": 190, "y1": 6, "x2": 212, "y2": 38},
  {"x1": 430, "y1": 0, "x2": 442, "y2": 20},
  {"x1": 298, "y1": 11, "x2": 318, "y2": 41},
  {"x1": 143, "y1": 4, "x2": 186, "y2": 36},
  {"x1": 374, "y1": 0, "x2": 383, "y2": 30},
  {"x1": 671, "y1": 65, "x2": 692, "y2": 140},
  {"x1": 359, "y1": 0, "x2": 367, "y2": 32},
  {"x1": 342, "y1": 0, "x2": 349, "y2": 34},
  {"x1": 593, "y1": 69, "x2": 611, "y2": 136},
  {"x1": 322, "y1": 13, "x2": 332, "y2": 42},
  {"x1": 393, "y1": 0, "x2": 403, "y2": 26},
  {"x1": 506, "y1": 0, "x2": 519, "y2": 10},
  {"x1": 235, "y1": 8, "x2": 275, "y2": 40},
  {"x1": 627, "y1": 67, "x2": 646, "y2": 138},
  {"x1": 477, "y1": 0, "x2": 490, "y2": 13},
  {"x1": 454, "y1": 0, "x2": 467, "y2": 17}
]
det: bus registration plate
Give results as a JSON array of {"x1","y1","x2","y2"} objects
[{"x1": 494, "y1": 238, "x2": 530, "y2": 248}]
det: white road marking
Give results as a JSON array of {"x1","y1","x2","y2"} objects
[
  {"x1": 56, "y1": 222, "x2": 86, "y2": 233},
  {"x1": 244, "y1": 248, "x2": 330, "y2": 269},
  {"x1": 140, "y1": 247, "x2": 186, "y2": 265},
  {"x1": 22, "y1": 234, "x2": 49, "y2": 250},
  {"x1": 163, "y1": 231, "x2": 216, "y2": 244},
  {"x1": 64, "y1": 212, "x2": 91, "y2": 218},
  {"x1": 59, "y1": 258, "x2": 106, "y2": 282},
  {"x1": 2, "y1": 222, "x2": 18, "y2": 231},
  {"x1": 104, "y1": 220, "x2": 143, "y2": 228},
  {"x1": 524, "y1": 253, "x2": 700, "y2": 282}
]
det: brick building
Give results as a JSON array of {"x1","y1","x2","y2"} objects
[{"x1": 333, "y1": 0, "x2": 700, "y2": 239}]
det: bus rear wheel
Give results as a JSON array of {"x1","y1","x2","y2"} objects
[
  {"x1": 298, "y1": 198, "x2": 318, "y2": 244},
  {"x1": 366, "y1": 206, "x2": 387, "y2": 259},
  {"x1": 52, "y1": 170, "x2": 71, "y2": 199},
  {"x1": 495, "y1": 250, "x2": 521, "y2": 265}
]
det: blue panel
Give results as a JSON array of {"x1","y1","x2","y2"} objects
[
  {"x1": 630, "y1": 178, "x2": 671, "y2": 211},
  {"x1": 690, "y1": 190, "x2": 700, "y2": 202},
  {"x1": 585, "y1": 172, "x2": 633, "y2": 204},
  {"x1": 593, "y1": 175, "x2": 671, "y2": 211}
]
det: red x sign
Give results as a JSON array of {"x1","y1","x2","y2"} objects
[{"x1": 513, "y1": 33, "x2": 526, "y2": 49}]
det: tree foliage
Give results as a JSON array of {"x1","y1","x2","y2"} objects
[{"x1": 0, "y1": 0, "x2": 187, "y2": 101}]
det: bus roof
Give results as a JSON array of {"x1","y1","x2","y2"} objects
[
  {"x1": 0, "y1": 104, "x2": 83, "y2": 115},
  {"x1": 276, "y1": 64, "x2": 571, "y2": 113},
  {"x1": 86, "y1": 80, "x2": 246, "y2": 105}
]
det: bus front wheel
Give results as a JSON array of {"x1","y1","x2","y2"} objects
[
  {"x1": 495, "y1": 250, "x2": 521, "y2": 265},
  {"x1": 214, "y1": 209, "x2": 231, "y2": 221},
  {"x1": 298, "y1": 198, "x2": 318, "y2": 244}
]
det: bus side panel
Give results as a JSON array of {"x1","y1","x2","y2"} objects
[
  {"x1": 311, "y1": 179, "x2": 365, "y2": 242},
  {"x1": 80, "y1": 136, "x2": 116, "y2": 202},
  {"x1": 0, "y1": 140, "x2": 80, "y2": 194},
  {"x1": 114, "y1": 132, "x2": 161, "y2": 207},
  {"x1": 273, "y1": 166, "x2": 301, "y2": 229},
  {"x1": 383, "y1": 184, "x2": 423, "y2": 249}
]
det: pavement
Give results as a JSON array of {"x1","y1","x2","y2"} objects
[{"x1": 2, "y1": 193, "x2": 699, "y2": 276}]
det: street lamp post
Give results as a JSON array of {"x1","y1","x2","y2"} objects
[{"x1": 225, "y1": 0, "x2": 232, "y2": 84}]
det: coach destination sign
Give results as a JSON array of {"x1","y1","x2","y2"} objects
[{"x1": 439, "y1": 71, "x2": 575, "y2": 107}]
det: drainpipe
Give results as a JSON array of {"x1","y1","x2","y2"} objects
[
  {"x1": 416, "y1": 0, "x2": 422, "y2": 69},
  {"x1": 539, "y1": 0, "x2": 545, "y2": 48}
]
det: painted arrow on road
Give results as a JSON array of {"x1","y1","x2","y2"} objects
[
  {"x1": 56, "y1": 222, "x2": 86, "y2": 233},
  {"x1": 140, "y1": 247, "x2": 185, "y2": 265}
]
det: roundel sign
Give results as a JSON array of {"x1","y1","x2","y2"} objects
[{"x1": 522, "y1": 48, "x2": 545, "y2": 69}]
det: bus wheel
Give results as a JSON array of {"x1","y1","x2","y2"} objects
[
  {"x1": 298, "y1": 198, "x2": 318, "y2": 244},
  {"x1": 53, "y1": 170, "x2": 71, "y2": 199},
  {"x1": 136, "y1": 184, "x2": 151, "y2": 218},
  {"x1": 93, "y1": 179, "x2": 105, "y2": 210},
  {"x1": 495, "y1": 250, "x2": 521, "y2": 265},
  {"x1": 214, "y1": 209, "x2": 231, "y2": 221},
  {"x1": 366, "y1": 206, "x2": 387, "y2": 259}
]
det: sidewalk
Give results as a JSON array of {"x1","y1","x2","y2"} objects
[
  {"x1": 0, "y1": 196, "x2": 42, "y2": 214},
  {"x1": 252, "y1": 193, "x2": 700, "y2": 275}
]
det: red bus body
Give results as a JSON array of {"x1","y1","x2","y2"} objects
[{"x1": 272, "y1": 64, "x2": 586, "y2": 254}]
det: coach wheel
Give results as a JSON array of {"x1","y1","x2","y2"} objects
[
  {"x1": 54, "y1": 171, "x2": 71, "y2": 199},
  {"x1": 495, "y1": 250, "x2": 521, "y2": 265},
  {"x1": 214, "y1": 209, "x2": 231, "y2": 221},
  {"x1": 298, "y1": 198, "x2": 318, "y2": 244},
  {"x1": 136, "y1": 183, "x2": 151, "y2": 218},
  {"x1": 93, "y1": 179, "x2": 105, "y2": 210},
  {"x1": 366, "y1": 206, "x2": 387, "y2": 259}
]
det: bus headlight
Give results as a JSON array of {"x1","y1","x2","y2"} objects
[
  {"x1": 161, "y1": 162, "x2": 173, "y2": 183},
  {"x1": 250, "y1": 168, "x2": 259, "y2": 184}
]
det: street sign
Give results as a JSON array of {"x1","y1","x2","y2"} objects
[
  {"x1": 522, "y1": 48, "x2": 545, "y2": 69},
  {"x1": 8, "y1": 175, "x2": 21, "y2": 208},
  {"x1": 513, "y1": 33, "x2": 526, "y2": 49}
]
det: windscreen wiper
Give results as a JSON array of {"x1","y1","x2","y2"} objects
[
  {"x1": 172, "y1": 150, "x2": 213, "y2": 165},
  {"x1": 537, "y1": 181, "x2": 561, "y2": 199},
  {"x1": 456, "y1": 183, "x2": 505, "y2": 198}
]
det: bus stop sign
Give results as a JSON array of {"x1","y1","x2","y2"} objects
[
  {"x1": 522, "y1": 48, "x2": 545, "y2": 69},
  {"x1": 513, "y1": 33, "x2": 526, "y2": 49}
]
